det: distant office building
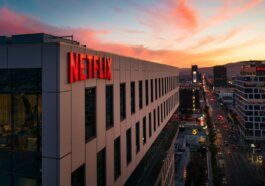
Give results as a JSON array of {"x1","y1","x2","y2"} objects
[
  {"x1": 213, "y1": 65, "x2": 227, "y2": 87},
  {"x1": 191, "y1": 65, "x2": 198, "y2": 83},
  {"x1": 0, "y1": 33, "x2": 180, "y2": 186},
  {"x1": 179, "y1": 83, "x2": 200, "y2": 115},
  {"x1": 234, "y1": 63, "x2": 265, "y2": 141}
]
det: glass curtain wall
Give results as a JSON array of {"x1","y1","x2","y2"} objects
[{"x1": 0, "y1": 69, "x2": 42, "y2": 186}]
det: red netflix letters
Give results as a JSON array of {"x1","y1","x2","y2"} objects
[{"x1": 68, "y1": 52, "x2": 112, "y2": 83}]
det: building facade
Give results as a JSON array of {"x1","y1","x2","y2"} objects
[
  {"x1": 234, "y1": 63, "x2": 265, "y2": 141},
  {"x1": 179, "y1": 83, "x2": 201, "y2": 115},
  {"x1": 213, "y1": 65, "x2": 227, "y2": 87},
  {"x1": 0, "y1": 34, "x2": 179, "y2": 186},
  {"x1": 191, "y1": 65, "x2": 198, "y2": 83},
  {"x1": 214, "y1": 88, "x2": 234, "y2": 105}
]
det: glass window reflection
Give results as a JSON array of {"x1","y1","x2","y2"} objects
[
  {"x1": 0, "y1": 69, "x2": 42, "y2": 186},
  {"x1": 13, "y1": 94, "x2": 39, "y2": 151},
  {"x1": 0, "y1": 94, "x2": 11, "y2": 148}
]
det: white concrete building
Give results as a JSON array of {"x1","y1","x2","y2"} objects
[
  {"x1": 0, "y1": 33, "x2": 179, "y2": 186},
  {"x1": 234, "y1": 62, "x2": 265, "y2": 141}
]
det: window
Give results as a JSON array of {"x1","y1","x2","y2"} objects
[
  {"x1": 72, "y1": 165, "x2": 85, "y2": 186},
  {"x1": 149, "y1": 113, "x2": 152, "y2": 137},
  {"x1": 155, "y1": 79, "x2": 158, "y2": 100},
  {"x1": 153, "y1": 109, "x2": 156, "y2": 131},
  {"x1": 139, "y1": 81, "x2": 143, "y2": 109},
  {"x1": 120, "y1": 83, "x2": 126, "y2": 121},
  {"x1": 143, "y1": 117, "x2": 146, "y2": 145},
  {"x1": 126, "y1": 128, "x2": 132, "y2": 164},
  {"x1": 85, "y1": 88, "x2": 96, "y2": 140},
  {"x1": 161, "y1": 104, "x2": 163, "y2": 122},
  {"x1": 136, "y1": 122, "x2": 140, "y2": 153},
  {"x1": 97, "y1": 148, "x2": 106, "y2": 186},
  {"x1": 151, "y1": 79, "x2": 154, "y2": 102},
  {"x1": 164, "y1": 102, "x2": 166, "y2": 118},
  {"x1": 130, "y1": 82, "x2": 135, "y2": 114},
  {"x1": 162, "y1": 78, "x2": 164, "y2": 96},
  {"x1": 158, "y1": 107, "x2": 160, "y2": 126},
  {"x1": 114, "y1": 137, "x2": 121, "y2": 180},
  {"x1": 106, "y1": 85, "x2": 113, "y2": 129},
  {"x1": 0, "y1": 69, "x2": 42, "y2": 184},
  {"x1": 159, "y1": 78, "x2": 161, "y2": 98},
  {"x1": 163, "y1": 77, "x2": 166, "y2": 95},
  {"x1": 145, "y1": 80, "x2": 149, "y2": 106}
]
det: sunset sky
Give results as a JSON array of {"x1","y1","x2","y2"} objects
[{"x1": 0, "y1": 0, "x2": 265, "y2": 67}]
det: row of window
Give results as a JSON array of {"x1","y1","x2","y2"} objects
[
  {"x1": 130, "y1": 76, "x2": 179, "y2": 117},
  {"x1": 244, "y1": 129, "x2": 265, "y2": 138},
  {"x1": 72, "y1": 138, "x2": 120, "y2": 186},
  {"x1": 235, "y1": 88, "x2": 265, "y2": 99},
  {"x1": 244, "y1": 116, "x2": 265, "y2": 122},
  {"x1": 72, "y1": 92, "x2": 178, "y2": 186},
  {"x1": 127, "y1": 92, "x2": 178, "y2": 165},
  {"x1": 85, "y1": 76, "x2": 179, "y2": 141},
  {"x1": 245, "y1": 105, "x2": 265, "y2": 111},
  {"x1": 245, "y1": 122, "x2": 265, "y2": 130},
  {"x1": 236, "y1": 76, "x2": 265, "y2": 82}
]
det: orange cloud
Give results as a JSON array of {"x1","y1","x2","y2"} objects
[
  {"x1": 187, "y1": 26, "x2": 245, "y2": 51},
  {"x1": 204, "y1": 0, "x2": 263, "y2": 29},
  {"x1": 137, "y1": 0, "x2": 199, "y2": 31}
]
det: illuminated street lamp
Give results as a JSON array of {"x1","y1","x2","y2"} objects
[{"x1": 251, "y1": 143, "x2": 256, "y2": 161}]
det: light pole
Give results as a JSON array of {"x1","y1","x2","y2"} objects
[{"x1": 251, "y1": 143, "x2": 256, "y2": 162}]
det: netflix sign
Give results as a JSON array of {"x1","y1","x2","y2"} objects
[
  {"x1": 256, "y1": 66, "x2": 265, "y2": 76},
  {"x1": 68, "y1": 52, "x2": 112, "y2": 83}
]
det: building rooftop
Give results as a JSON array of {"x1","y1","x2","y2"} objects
[{"x1": 0, "y1": 33, "x2": 80, "y2": 45}]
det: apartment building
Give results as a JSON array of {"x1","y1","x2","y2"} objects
[{"x1": 234, "y1": 62, "x2": 265, "y2": 141}]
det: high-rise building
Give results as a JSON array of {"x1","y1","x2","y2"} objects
[
  {"x1": 213, "y1": 65, "x2": 227, "y2": 87},
  {"x1": 234, "y1": 62, "x2": 265, "y2": 141},
  {"x1": 0, "y1": 33, "x2": 180, "y2": 186},
  {"x1": 191, "y1": 65, "x2": 198, "y2": 83}
]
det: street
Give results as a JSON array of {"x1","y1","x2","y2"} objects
[{"x1": 206, "y1": 89, "x2": 263, "y2": 186}]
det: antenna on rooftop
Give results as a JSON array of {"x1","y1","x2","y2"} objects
[{"x1": 59, "y1": 35, "x2": 73, "y2": 40}]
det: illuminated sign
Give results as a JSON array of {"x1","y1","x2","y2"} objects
[
  {"x1": 68, "y1": 52, "x2": 112, "y2": 83},
  {"x1": 192, "y1": 129, "x2": 198, "y2": 135},
  {"x1": 256, "y1": 67, "x2": 265, "y2": 71},
  {"x1": 256, "y1": 67, "x2": 265, "y2": 76}
]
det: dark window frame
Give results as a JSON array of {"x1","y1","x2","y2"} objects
[
  {"x1": 85, "y1": 87, "x2": 97, "y2": 142},
  {"x1": 106, "y1": 85, "x2": 114, "y2": 130},
  {"x1": 120, "y1": 83, "x2": 126, "y2": 121}
]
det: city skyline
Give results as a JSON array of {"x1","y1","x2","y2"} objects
[{"x1": 1, "y1": 0, "x2": 265, "y2": 67}]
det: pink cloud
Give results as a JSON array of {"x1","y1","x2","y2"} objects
[
  {"x1": 0, "y1": 6, "x2": 108, "y2": 47},
  {"x1": 171, "y1": 0, "x2": 198, "y2": 30},
  {"x1": 137, "y1": 0, "x2": 199, "y2": 31}
]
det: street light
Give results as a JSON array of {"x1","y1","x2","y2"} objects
[{"x1": 251, "y1": 143, "x2": 256, "y2": 162}]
